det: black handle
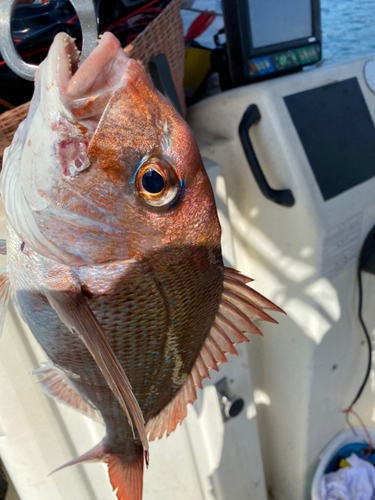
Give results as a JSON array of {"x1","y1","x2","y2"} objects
[{"x1": 239, "y1": 104, "x2": 295, "y2": 207}]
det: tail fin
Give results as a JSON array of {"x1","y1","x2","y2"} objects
[
  {"x1": 51, "y1": 441, "x2": 144, "y2": 500},
  {"x1": 107, "y1": 451, "x2": 144, "y2": 500}
]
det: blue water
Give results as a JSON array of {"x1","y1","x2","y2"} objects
[{"x1": 321, "y1": 0, "x2": 375, "y2": 62}]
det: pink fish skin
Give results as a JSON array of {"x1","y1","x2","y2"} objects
[{"x1": 0, "y1": 32, "x2": 283, "y2": 500}]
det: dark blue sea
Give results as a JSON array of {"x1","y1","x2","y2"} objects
[{"x1": 321, "y1": 0, "x2": 375, "y2": 63}]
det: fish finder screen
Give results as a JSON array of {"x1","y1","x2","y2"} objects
[
  {"x1": 249, "y1": 0, "x2": 312, "y2": 48},
  {"x1": 284, "y1": 78, "x2": 375, "y2": 201}
]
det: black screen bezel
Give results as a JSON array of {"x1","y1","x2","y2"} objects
[{"x1": 222, "y1": 0, "x2": 322, "y2": 86}]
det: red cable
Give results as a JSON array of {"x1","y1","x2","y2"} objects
[
  {"x1": 343, "y1": 407, "x2": 372, "y2": 460},
  {"x1": 105, "y1": 0, "x2": 163, "y2": 31},
  {"x1": 111, "y1": 21, "x2": 150, "y2": 37},
  {"x1": 185, "y1": 11, "x2": 215, "y2": 41},
  {"x1": 67, "y1": 14, "x2": 78, "y2": 24}
]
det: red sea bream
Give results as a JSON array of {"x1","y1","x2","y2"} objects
[{"x1": 0, "y1": 32, "x2": 282, "y2": 500}]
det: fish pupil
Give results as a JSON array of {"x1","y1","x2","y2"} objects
[{"x1": 142, "y1": 169, "x2": 165, "y2": 194}]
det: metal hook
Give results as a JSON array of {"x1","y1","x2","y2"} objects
[{"x1": 0, "y1": 0, "x2": 98, "y2": 81}]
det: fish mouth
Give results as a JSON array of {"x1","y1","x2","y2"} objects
[
  {"x1": 49, "y1": 32, "x2": 130, "y2": 119},
  {"x1": 55, "y1": 33, "x2": 81, "y2": 92},
  {"x1": 47, "y1": 32, "x2": 131, "y2": 176}
]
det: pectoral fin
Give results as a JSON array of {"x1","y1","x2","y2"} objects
[{"x1": 44, "y1": 286, "x2": 148, "y2": 453}]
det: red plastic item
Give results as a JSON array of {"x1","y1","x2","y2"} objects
[{"x1": 185, "y1": 11, "x2": 215, "y2": 42}]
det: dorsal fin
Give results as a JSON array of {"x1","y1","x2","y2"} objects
[
  {"x1": 32, "y1": 362, "x2": 102, "y2": 422},
  {"x1": 146, "y1": 267, "x2": 283, "y2": 441}
]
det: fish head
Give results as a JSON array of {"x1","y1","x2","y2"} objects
[{"x1": 2, "y1": 32, "x2": 221, "y2": 266}]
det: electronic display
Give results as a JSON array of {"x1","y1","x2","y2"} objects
[
  {"x1": 284, "y1": 78, "x2": 375, "y2": 201},
  {"x1": 249, "y1": 0, "x2": 312, "y2": 48},
  {"x1": 221, "y1": 0, "x2": 321, "y2": 87}
]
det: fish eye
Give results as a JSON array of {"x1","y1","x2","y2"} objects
[
  {"x1": 135, "y1": 158, "x2": 180, "y2": 207},
  {"x1": 142, "y1": 169, "x2": 165, "y2": 194}
]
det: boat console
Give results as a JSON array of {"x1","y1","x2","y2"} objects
[{"x1": 188, "y1": 55, "x2": 375, "y2": 499}]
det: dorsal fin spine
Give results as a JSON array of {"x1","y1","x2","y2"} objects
[
  {"x1": 216, "y1": 312, "x2": 250, "y2": 344},
  {"x1": 223, "y1": 275, "x2": 284, "y2": 313},
  {"x1": 222, "y1": 289, "x2": 277, "y2": 323},
  {"x1": 211, "y1": 323, "x2": 239, "y2": 355},
  {"x1": 201, "y1": 344, "x2": 219, "y2": 372},
  {"x1": 223, "y1": 268, "x2": 253, "y2": 283},
  {"x1": 206, "y1": 334, "x2": 228, "y2": 364},
  {"x1": 187, "y1": 377, "x2": 196, "y2": 403},
  {"x1": 219, "y1": 300, "x2": 264, "y2": 336},
  {"x1": 191, "y1": 365, "x2": 203, "y2": 389}
]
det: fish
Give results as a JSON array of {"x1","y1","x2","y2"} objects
[{"x1": 0, "y1": 32, "x2": 283, "y2": 500}]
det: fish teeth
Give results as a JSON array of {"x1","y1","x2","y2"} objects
[{"x1": 66, "y1": 53, "x2": 72, "y2": 73}]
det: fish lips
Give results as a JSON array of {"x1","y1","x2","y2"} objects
[{"x1": 49, "y1": 32, "x2": 131, "y2": 123}]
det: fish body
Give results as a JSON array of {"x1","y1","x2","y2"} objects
[{"x1": 0, "y1": 32, "x2": 282, "y2": 500}]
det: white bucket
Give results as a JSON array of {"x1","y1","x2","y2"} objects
[{"x1": 311, "y1": 427, "x2": 375, "y2": 500}]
